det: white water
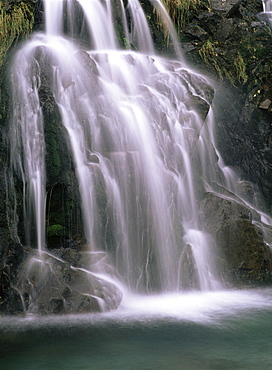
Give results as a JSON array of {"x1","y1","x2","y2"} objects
[
  {"x1": 261, "y1": 0, "x2": 272, "y2": 22},
  {"x1": 10, "y1": 40, "x2": 46, "y2": 252},
  {"x1": 117, "y1": 288, "x2": 272, "y2": 323},
  {"x1": 263, "y1": 0, "x2": 272, "y2": 13},
  {"x1": 1, "y1": 288, "x2": 272, "y2": 327},
  {"x1": 8, "y1": 0, "x2": 271, "y2": 300}
]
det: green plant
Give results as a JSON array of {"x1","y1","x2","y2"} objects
[
  {"x1": 199, "y1": 40, "x2": 223, "y2": 78},
  {"x1": 154, "y1": 0, "x2": 203, "y2": 45},
  {"x1": 234, "y1": 52, "x2": 248, "y2": 84},
  {"x1": 47, "y1": 224, "x2": 66, "y2": 237},
  {"x1": 166, "y1": 0, "x2": 200, "y2": 29},
  {"x1": 0, "y1": 2, "x2": 34, "y2": 68}
]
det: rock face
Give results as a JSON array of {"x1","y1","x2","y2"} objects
[
  {"x1": 200, "y1": 192, "x2": 272, "y2": 286},
  {"x1": 0, "y1": 244, "x2": 29, "y2": 314},
  {"x1": 178, "y1": 0, "x2": 272, "y2": 211}
]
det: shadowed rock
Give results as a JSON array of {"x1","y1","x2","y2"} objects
[
  {"x1": 14, "y1": 249, "x2": 123, "y2": 315},
  {"x1": 200, "y1": 192, "x2": 272, "y2": 286}
]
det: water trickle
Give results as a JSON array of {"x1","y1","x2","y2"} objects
[
  {"x1": 10, "y1": 39, "x2": 46, "y2": 253},
  {"x1": 8, "y1": 0, "x2": 270, "y2": 306},
  {"x1": 261, "y1": 0, "x2": 272, "y2": 23},
  {"x1": 263, "y1": 0, "x2": 272, "y2": 13}
]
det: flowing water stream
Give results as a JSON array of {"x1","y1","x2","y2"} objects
[{"x1": 4, "y1": 1, "x2": 272, "y2": 365}]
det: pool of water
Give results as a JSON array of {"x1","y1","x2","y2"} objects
[{"x1": 1, "y1": 289, "x2": 272, "y2": 369}]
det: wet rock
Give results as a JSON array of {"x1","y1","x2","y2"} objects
[
  {"x1": 183, "y1": 24, "x2": 209, "y2": 41},
  {"x1": 0, "y1": 240, "x2": 122, "y2": 315},
  {"x1": 13, "y1": 249, "x2": 123, "y2": 315},
  {"x1": 209, "y1": 0, "x2": 241, "y2": 14},
  {"x1": 197, "y1": 11, "x2": 222, "y2": 35},
  {"x1": 179, "y1": 244, "x2": 201, "y2": 290},
  {"x1": 185, "y1": 92, "x2": 210, "y2": 121},
  {"x1": 217, "y1": 18, "x2": 234, "y2": 41},
  {"x1": 178, "y1": 0, "x2": 272, "y2": 212},
  {"x1": 200, "y1": 192, "x2": 272, "y2": 286},
  {"x1": 0, "y1": 244, "x2": 29, "y2": 314},
  {"x1": 259, "y1": 99, "x2": 272, "y2": 110}
]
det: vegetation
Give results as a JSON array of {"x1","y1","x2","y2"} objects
[
  {"x1": 0, "y1": 1, "x2": 34, "y2": 68},
  {"x1": 161, "y1": 0, "x2": 201, "y2": 32},
  {"x1": 47, "y1": 224, "x2": 66, "y2": 237},
  {"x1": 198, "y1": 40, "x2": 223, "y2": 78},
  {"x1": 234, "y1": 52, "x2": 248, "y2": 84},
  {"x1": 198, "y1": 41, "x2": 248, "y2": 84}
]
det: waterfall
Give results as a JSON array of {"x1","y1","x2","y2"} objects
[
  {"x1": 261, "y1": 0, "x2": 272, "y2": 23},
  {"x1": 11, "y1": 0, "x2": 257, "y2": 299},
  {"x1": 263, "y1": 0, "x2": 272, "y2": 13},
  {"x1": 10, "y1": 39, "x2": 47, "y2": 253}
]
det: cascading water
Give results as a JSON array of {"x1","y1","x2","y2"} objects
[
  {"x1": 8, "y1": 0, "x2": 272, "y2": 313},
  {"x1": 260, "y1": 0, "x2": 272, "y2": 23},
  {"x1": 263, "y1": 0, "x2": 272, "y2": 13},
  {"x1": 10, "y1": 40, "x2": 46, "y2": 254}
]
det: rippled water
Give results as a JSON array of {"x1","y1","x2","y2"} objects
[{"x1": 1, "y1": 289, "x2": 272, "y2": 369}]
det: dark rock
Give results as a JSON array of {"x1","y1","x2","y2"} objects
[
  {"x1": 185, "y1": 92, "x2": 210, "y2": 120},
  {"x1": 0, "y1": 244, "x2": 29, "y2": 314},
  {"x1": 179, "y1": 244, "x2": 201, "y2": 290},
  {"x1": 200, "y1": 192, "x2": 272, "y2": 285},
  {"x1": 178, "y1": 0, "x2": 272, "y2": 213},
  {"x1": 183, "y1": 24, "x2": 209, "y2": 41},
  {"x1": 197, "y1": 11, "x2": 222, "y2": 35},
  {"x1": 210, "y1": 0, "x2": 241, "y2": 14},
  {"x1": 12, "y1": 249, "x2": 123, "y2": 315},
  {"x1": 259, "y1": 99, "x2": 272, "y2": 110},
  {"x1": 217, "y1": 18, "x2": 234, "y2": 41}
]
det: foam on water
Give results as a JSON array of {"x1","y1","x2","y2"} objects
[{"x1": 1, "y1": 289, "x2": 272, "y2": 330}]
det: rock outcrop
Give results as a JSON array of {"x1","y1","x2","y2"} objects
[
  {"x1": 200, "y1": 192, "x2": 272, "y2": 286},
  {"x1": 1, "y1": 246, "x2": 123, "y2": 315},
  {"x1": 177, "y1": 0, "x2": 272, "y2": 211}
]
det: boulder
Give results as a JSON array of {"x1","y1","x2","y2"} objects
[
  {"x1": 200, "y1": 192, "x2": 272, "y2": 285},
  {"x1": 9, "y1": 248, "x2": 123, "y2": 315}
]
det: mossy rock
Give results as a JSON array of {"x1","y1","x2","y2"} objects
[{"x1": 0, "y1": 1, "x2": 34, "y2": 68}]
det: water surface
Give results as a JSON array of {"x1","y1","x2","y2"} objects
[{"x1": 1, "y1": 289, "x2": 272, "y2": 369}]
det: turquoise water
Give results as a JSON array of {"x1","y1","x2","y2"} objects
[{"x1": 1, "y1": 289, "x2": 272, "y2": 369}]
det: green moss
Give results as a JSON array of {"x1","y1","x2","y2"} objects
[
  {"x1": 0, "y1": 2, "x2": 34, "y2": 68},
  {"x1": 114, "y1": 21, "x2": 130, "y2": 49},
  {"x1": 47, "y1": 224, "x2": 66, "y2": 237},
  {"x1": 48, "y1": 133, "x2": 62, "y2": 179},
  {"x1": 161, "y1": 0, "x2": 202, "y2": 32},
  {"x1": 234, "y1": 52, "x2": 248, "y2": 84},
  {"x1": 199, "y1": 40, "x2": 249, "y2": 85},
  {"x1": 198, "y1": 40, "x2": 224, "y2": 78},
  {"x1": 155, "y1": 0, "x2": 209, "y2": 45}
]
